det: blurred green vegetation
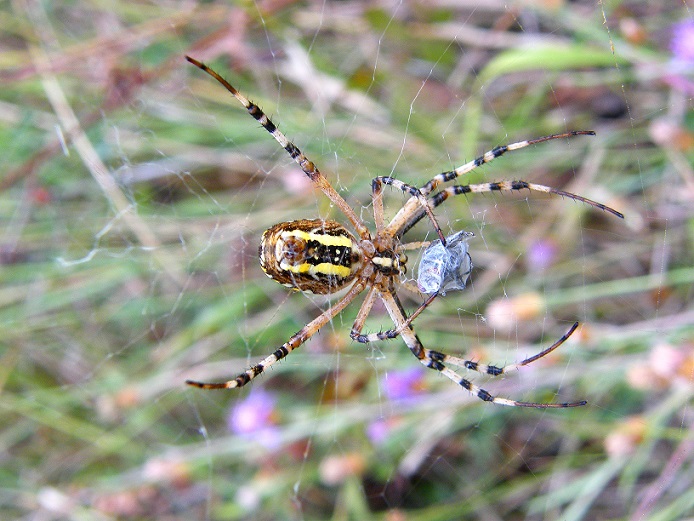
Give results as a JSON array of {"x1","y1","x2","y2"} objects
[{"x1": 1, "y1": 1, "x2": 692, "y2": 519}]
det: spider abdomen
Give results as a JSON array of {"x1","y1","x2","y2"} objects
[{"x1": 259, "y1": 219, "x2": 362, "y2": 294}]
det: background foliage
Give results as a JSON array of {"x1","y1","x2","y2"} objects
[{"x1": 1, "y1": 1, "x2": 692, "y2": 519}]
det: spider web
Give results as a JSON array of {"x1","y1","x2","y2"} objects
[{"x1": 6, "y1": 0, "x2": 694, "y2": 519}]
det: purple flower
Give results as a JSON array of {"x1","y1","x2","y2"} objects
[
  {"x1": 228, "y1": 390, "x2": 276, "y2": 434},
  {"x1": 381, "y1": 366, "x2": 427, "y2": 401},
  {"x1": 227, "y1": 390, "x2": 280, "y2": 449},
  {"x1": 527, "y1": 239, "x2": 557, "y2": 272},
  {"x1": 671, "y1": 19, "x2": 694, "y2": 63},
  {"x1": 366, "y1": 418, "x2": 391, "y2": 445}
]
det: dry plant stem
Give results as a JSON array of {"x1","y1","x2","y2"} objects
[{"x1": 28, "y1": 43, "x2": 185, "y2": 287}]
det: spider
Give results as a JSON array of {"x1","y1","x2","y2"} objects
[{"x1": 184, "y1": 56, "x2": 623, "y2": 408}]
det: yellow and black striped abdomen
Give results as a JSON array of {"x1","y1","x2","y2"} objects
[{"x1": 259, "y1": 219, "x2": 362, "y2": 294}]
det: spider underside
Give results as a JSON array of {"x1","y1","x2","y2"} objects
[{"x1": 184, "y1": 55, "x2": 623, "y2": 408}]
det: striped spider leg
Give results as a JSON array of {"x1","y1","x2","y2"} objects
[
  {"x1": 184, "y1": 56, "x2": 622, "y2": 407},
  {"x1": 378, "y1": 132, "x2": 623, "y2": 244},
  {"x1": 187, "y1": 277, "x2": 367, "y2": 389},
  {"x1": 378, "y1": 289, "x2": 585, "y2": 408},
  {"x1": 184, "y1": 56, "x2": 370, "y2": 241}
]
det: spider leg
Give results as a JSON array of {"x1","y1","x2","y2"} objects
[
  {"x1": 399, "y1": 240, "x2": 433, "y2": 251},
  {"x1": 186, "y1": 280, "x2": 366, "y2": 389},
  {"x1": 374, "y1": 176, "x2": 447, "y2": 244},
  {"x1": 384, "y1": 131, "x2": 623, "y2": 239},
  {"x1": 393, "y1": 176, "x2": 624, "y2": 239},
  {"x1": 398, "y1": 279, "x2": 427, "y2": 296},
  {"x1": 371, "y1": 178, "x2": 386, "y2": 236},
  {"x1": 186, "y1": 56, "x2": 370, "y2": 239},
  {"x1": 430, "y1": 322, "x2": 579, "y2": 376},
  {"x1": 349, "y1": 285, "x2": 379, "y2": 341},
  {"x1": 429, "y1": 181, "x2": 624, "y2": 219},
  {"x1": 378, "y1": 288, "x2": 585, "y2": 408},
  {"x1": 419, "y1": 131, "x2": 596, "y2": 196},
  {"x1": 351, "y1": 292, "x2": 438, "y2": 343}
]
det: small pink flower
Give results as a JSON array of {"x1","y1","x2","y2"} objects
[
  {"x1": 228, "y1": 390, "x2": 276, "y2": 434},
  {"x1": 227, "y1": 390, "x2": 281, "y2": 449},
  {"x1": 366, "y1": 419, "x2": 390, "y2": 445},
  {"x1": 381, "y1": 367, "x2": 427, "y2": 401},
  {"x1": 671, "y1": 19, "x2": 694, "y2": 63},
  {"x1": 366, "y1": 417, "x2": 405, "y2": 446},
  {"x1": 667, "y1": 19, "x2": 694, "y2": 94},
  {"x1": 527, "y1": 239, "x2": 557, "y2": 272}
]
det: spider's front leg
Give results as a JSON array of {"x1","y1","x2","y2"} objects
[
  {"x1": 383, "y1": 132, "x2": 623, "y2": 238},
  {"x1": 186, "y1": 56, "x2": 371, "y2": 239},
  {"x1": 372, "y1": 176, "x2": 448, "y2": 244},
  {"x1": 427, "y1": 181, "x2": 624, "y2": 219},
  {"x1": 418, "y1": 131, "x2": 597, "y2": 196}
]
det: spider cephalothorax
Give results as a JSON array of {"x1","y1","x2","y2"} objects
[{"x1": 185, "y1": 56, "x2": 623, "y2": 408}]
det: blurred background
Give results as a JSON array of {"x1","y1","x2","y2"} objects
[{"x1": 2, "y1": 1, "x2": 692, "y2": 519}]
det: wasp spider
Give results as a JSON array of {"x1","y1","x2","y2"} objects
[{"x1": 185, "y1": 56, "x2": 623, "y2": 408}]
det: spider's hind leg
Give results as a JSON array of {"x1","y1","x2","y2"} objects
[
  {"x1": 187, "y1": 280, "x2": 367, "y2": 389},
  {"x1": 436, "y1": 364, "x2": 586, "y2": 408},
  {"x1": 378, "y1": 289, "x2": 585, "y2": 408},
  {"x1": 442, "y1": 322, "x2": 580, "y2": 376}
]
